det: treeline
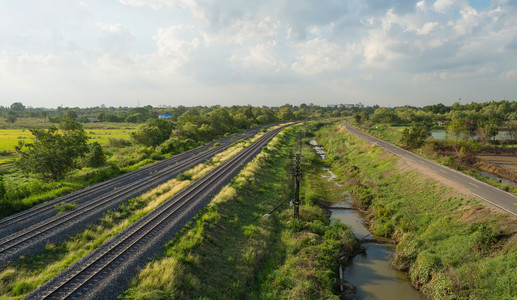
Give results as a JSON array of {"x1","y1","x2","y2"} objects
[
  {"x1": 1, "y1": 102, "x2": 352, "y2": 124},
  {"x1": 6, "y1": 104, "x2": 351, "y2": 181},
  {"x1": 354, "y1": 100, "x2": 517, "y2": 169},
  {"x1": 356, "y1": 100, "x2": 516, "y2": 127}
]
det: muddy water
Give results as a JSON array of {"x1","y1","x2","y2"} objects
[
  {"x1": 312, "y1": 140, "x2": 421, "y2": 299},
  {"x1": 330, "y1": 194, "x2": 421, "y2": 299}
]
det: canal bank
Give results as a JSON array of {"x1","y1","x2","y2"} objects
[
  {"x1": 313, "y1": 124, "x2": 517, "y2": 299},
  {"x1": 310, "y1": 140, "x2": 421, "y2": 299}
]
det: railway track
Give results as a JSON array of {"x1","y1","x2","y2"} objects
[
  {"x1": 0, "y1": 126, "x2": 266, "y2": 265},
  {"x1": 26, "y1": 125, "x2": 287, "y2": 300},
  {"x1": 0, "y1": 128, "x2": 261, "y2": 238}
]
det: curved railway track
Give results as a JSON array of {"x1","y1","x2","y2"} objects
[
  {"x1": 26, "y1": 125, "x2": 287, "y2": 300},
  {"x1": 0, "y1": 127, "x2": 266, "y2": 265}
]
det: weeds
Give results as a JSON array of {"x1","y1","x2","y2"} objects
[
  {"x1": 121, "y1": 125, "x2": 359, "y2": 299},
  {"x1": 315, "y1": 123, "x2": 517, "y2": 299},
  {"x1": 54, "y1": 202, "x2": 77, "y2": 213}
]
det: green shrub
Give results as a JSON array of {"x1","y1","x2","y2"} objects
[
  {"x1": 176, "y1": 172, "x2": 192, "y2": 181},
  {"x1": 150, "y1": 152, "x2": 164, "y2": 161},
  {"x1": 0, "y1": 176, "x2": 5, "y2": 199},
  {"x1": 470, "y1": 223, "x2": 499, "y2": 253},
  {"x1": 55, "y1": 202, "x2": 77, "y2": 213},
  {"x1": 86, "y1": 142, "x2": 106, "y2": 167}
]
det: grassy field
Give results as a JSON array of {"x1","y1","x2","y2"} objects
[
  {"x1": 316, "y1": 123, "x2": 517, "y2": 299},
  {"x1": 0, "y1": 126, "x2": 136, "y2": 152}
]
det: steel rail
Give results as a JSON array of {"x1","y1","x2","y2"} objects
[
  {"x1": 0, "y1": 129, "x2": 255, "y2": 229},
  {"x1": 29, "y1": 126, "x2": 285, "y2": 300},
  {"x1": 0, "y1": 128, "x2": 264, "y2": 261}
]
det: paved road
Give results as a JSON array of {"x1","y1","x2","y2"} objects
[{"x1": 344, "y1": 123, "x2": 517, "y2": 217}]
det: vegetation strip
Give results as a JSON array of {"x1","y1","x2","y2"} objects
[
  {"x1": 121, "y1": 123, "x2": 360, "y2": 299},
  {"x1": 0, "y1": 129, "x2": 267, "y2": 299},
  {"x1": 316, "y1": 122, "x2": 517, "y2": 299}
]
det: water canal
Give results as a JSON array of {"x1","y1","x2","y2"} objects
[{"x1": 310, "y1": 141, "x2": 422, "y2": 299}]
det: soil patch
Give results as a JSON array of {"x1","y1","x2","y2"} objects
[{"x1": 478, "y1": 155, "x2": 517, "y2": 172}]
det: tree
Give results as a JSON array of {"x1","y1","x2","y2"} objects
[
  {"x1": 85, "y1": 142, "x2": 106, "y2": 167},
  {"x1": 446, "y1": 120, "x2": 468, "y2": 140},
  {"x1": 16, "y1": 121, "x2": 89, "y2": 180},
  {"x1": 400, "y1": 122, "x2": 430, "y2": 149},
  {"x1": 131, "y1": 118, "x2": 175, "y2": 147},
  {"x1": 354, "y1": 113, "x2": 362, "y2": 124},
  {"x1": 446, "y1": 119, "x2": 479, "y2": 164},
  {"x1": 6, "y1": 114, "x2": 16, "y2": 123},
  {"x1": 371, "y1": 107, "x2": 399, "y2": 124},
  {"x1": 278, "y1": 106, "x2": 294, "y2": 121},
  {"x1": 64, "y1": 110, "x2": 78, "y2": 120},
  {"x1": 10, "y1": 102, "x2": 25, "y2": 113}
]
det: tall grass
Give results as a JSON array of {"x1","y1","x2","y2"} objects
[
  {"x1": 316, "y1": 123, "x2": 517, "y2": 299},
  {"x1": 121, "y1": 125, "x2": 359, "y2": 299},
  {"x1": 0, "y1": 135, "x2": 258, "y2": 299}
]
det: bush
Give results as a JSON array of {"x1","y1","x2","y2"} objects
[
  {"x1": 470, "y1": 223, "x2": 499, "y2": 253},
  {"x1": 150, "y1": 152, "x2": 164, "y2": 161},
  {"x1": 108, "y1": 138, "x2": 130, "y2": 147},
  {"x1": 0, "y1": 176, "x2": 5, "y2": 199},
  {"x1": 55, "y1": 202, "x2": 77, "y2": 213},
  {"x1": 86, "y1": 142, "x2": 106, "y2": 167},
  {"x1": 176, "y1": 172, "x2": 192, "y2": 181}
]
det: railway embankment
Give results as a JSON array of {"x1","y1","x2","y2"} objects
[
  {"x1": 0, "y1": 128, "x2": 269, "y2": 299},
  {"x1": 121, "y1": 124, "x2": 360, "y2": 299}
]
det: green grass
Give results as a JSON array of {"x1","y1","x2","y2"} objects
[
  {"x1": 0, "y1": 128, "x2": 134, "y2": 152},
  {"x1": 121, "y1": 125, "x2": 359, "y2": 299},
  {"x1": 0, "y1": 136, "x2": 255, "y2": 299},
  {"x1": 315, "y1": 123, "x2": 517, "y2": 299},
  {"x1": 355, "y1": 122, "x2": 517, "y2": 195}
]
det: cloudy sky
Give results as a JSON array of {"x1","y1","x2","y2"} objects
[{"x1": 0, "y1": 0, "x2": 516, "y2": 108}]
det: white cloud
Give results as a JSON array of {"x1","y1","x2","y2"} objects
[
  {"x1": 97, "y1": 23, "x2": 123, "y2": 33},
  {"x1": 412, "y1": 72, "x2": 438, "y2": 83},
  {"x1": 153, "y1": 25, "x2": 199, "y2": 64},
  {"x1": 418, "y1": 22, "x2": 438, "y2": 35},
  {"x1": 118, "y1": 0, "x2": 191, "y2": 9},
  {"x1": 202, "y1": 17, "x2": 280, "y2": 46},
  {"x1": 229, "y1": 41, "x2": 285, "y2": 72},
  {"x1": 308, "y1": 26, "x2": 322, "y2": 37},
  {"x1": 292, "y1": 38, "x2": 360, "y2": 74},
  {"x1": 1, "y1": 0, "x2": 517, "y2": 108},
  {"x1": 434, "y1": 0, "x2": 456, "y2": 13},
  {"x1": 499, "y1": 70, "x2": 517, "y2": 79},
  {"x1": 454, "y1": 6, "x2": 481, "y2": 35}
]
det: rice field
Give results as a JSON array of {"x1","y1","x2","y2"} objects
[{"x1": 0, "y1": 128, "x2": 135, "y2": 152}]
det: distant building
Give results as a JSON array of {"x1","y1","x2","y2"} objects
[
  {"x1": 88, "y1": 118, "x2": 100, "y2": 123},
  {"x1": 339, "y1": 104, "x2": 355, "y2": 108},
  {"x1": 158, "y1": 113, "x2": 172, "y2": 119},
  {"x1": 436, "y1": 120, "x2": 446, "y2": 126},
  {"x1": 327, "y1": 104, "x2": 356, "y2": 108}
]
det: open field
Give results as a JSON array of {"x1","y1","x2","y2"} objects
[
  {"x1": 0, "y1": 126, "x2": 136, "y2": 152},
  {"x1": 478, "y1": 155, "x2": 517, "y2": 172}
]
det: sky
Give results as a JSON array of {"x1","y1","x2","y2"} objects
[{"x1": 0, "y1": 0, "x2": 516, "y2": 108}]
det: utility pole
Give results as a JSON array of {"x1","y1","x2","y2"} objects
[
  {"x1": 298, "y1": 130, "x2": 303, "y2": 154},
  {"x1": 294, "y1": 153, "x2": 301, "y2": 219}
]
